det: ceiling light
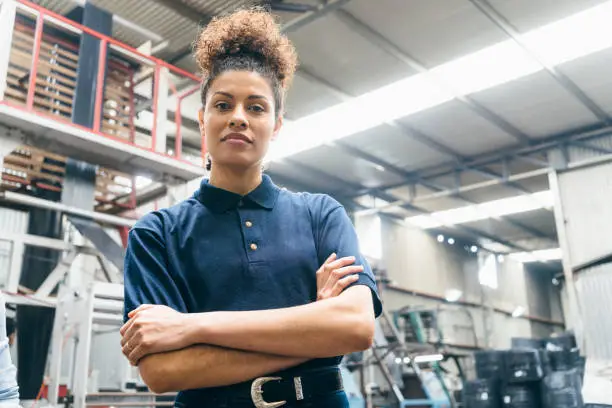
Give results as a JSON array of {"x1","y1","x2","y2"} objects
[
  {"x1": 470, "y1": 245, "x2": 478, "y2": 253},
  {"x1": 374, "y1": 164, "x2": 386, "y2": 172},
  {"x1": 403, "y1": 357, "x2": 411, "y2": 364},
  {"x1": 437, "y1": 234, "x2": 445, "y2": 243},
  {"x1": 414, "y1": 354, "x2": 444, "y2": 363},
  {"x1": 268, "y1": 1, "x2": 612, "y2": 160},
  {"x1": 445, "y1": 289, "x2": 462, "y2": 302},
  {"x1": 447, "y1": 238, "x2": 455, "y2": 245},
  {"x1": 405, "y1": 191, "x2": 553, "y2": 229},
  {"x1": 497, "y1": 255, "x2": 505, "y2": 263},
  {"x1": 510, "y1": 248, "x2": 562, "y2": 263}
]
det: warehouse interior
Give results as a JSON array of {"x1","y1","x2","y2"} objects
[{"x1": 0, "y1": 0, "x2": 611, "y2": 406}]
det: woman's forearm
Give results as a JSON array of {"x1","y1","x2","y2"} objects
[
  {"x1": 139, "y1": 344, "x2": 307, "y2": 394},
  {"x1": 187, "y1": 286, "x2": 375, "y2": 358}
]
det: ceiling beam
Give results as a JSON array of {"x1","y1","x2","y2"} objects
[
  {"x1": 295, "y1": 67, "x2": 552, "y2": 241},
  {"x1": 165, "y1": 0, "x2": 354, "y2": 65},
  {"x1": 149, "y1": 0, "x2": 212, "y2": 25},
  {"x1": 333, "y1": 8, "x2": 532, "y2": 144},
  {"x1": 269, "y1": 2, "x2": 319, "y2": 13},
  {"x1": 280, "y1": 159, "x2": 530, "y2": 251},
  {"x1": 470, "y1": 0, "x2": 611, "y2": 126},
  {"x1": 349, "y1": 123, "x2": 612, "y2": 198},
  {"x1": 281, "y1": 0, "x2": 355, "y2": 33}
]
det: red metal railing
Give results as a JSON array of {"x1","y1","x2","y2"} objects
[{"x1": 1, "y1": 0, "x2": 204, "y2": 166}]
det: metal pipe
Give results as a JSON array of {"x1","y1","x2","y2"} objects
[
  {"x1": 281, "y1": 0, "x2": 354, "y2": 33},
  {"x1": 93, "y1": 39, "x2": 107, "y2": 133},
  {"x1": 0, "y1": 191, "x2": 137, "y2": 227},
  {"x1": 151, "y1": 65, "x2": 160, "y2": 151},
  {"x1": 355, "y1": 167, "x2": 550, "y2": 216}
]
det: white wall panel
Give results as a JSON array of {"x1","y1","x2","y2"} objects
[
  {"x1": 0, "y1": 207, "x2": 28, "y2": 288},
  {"x1": 557, "y1": 161, "x2": 612, "y2": 267}
]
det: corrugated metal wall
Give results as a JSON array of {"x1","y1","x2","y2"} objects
[
  {"x1": 575, "y1": 264, "x2": 612, "y2": 359},
  {"x1": 0, "y1": 207, "x2": 29, "y2": 288},
  {"x1": 554, "y1": 158, "x2": 612, "y2": 358}
]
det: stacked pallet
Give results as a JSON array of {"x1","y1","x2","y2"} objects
[
  {"x1": 1, "y1": 146, "x2": 138, "y2": 213},
  {"x1": 5, "y1": 16, "x2": 136, "y2": 141}
]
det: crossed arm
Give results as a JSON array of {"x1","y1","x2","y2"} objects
[
  {"x1": 121, "y1": 250, "x2": 375, "y2": 394},
  {"x1": 129, "y1": 286, "x2": 373, "y2": 393}
]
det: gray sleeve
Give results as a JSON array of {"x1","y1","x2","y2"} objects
[{"x1": 0, "y1": 296, "x2": 19, "y2": 407}]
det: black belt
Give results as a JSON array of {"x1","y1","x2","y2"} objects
[
  {"x1": 249, "y1": 368, "x2": 343, "y2": 406},
  {"x1": 178, "y1": 367, "x2": 344, "y2": 407}
]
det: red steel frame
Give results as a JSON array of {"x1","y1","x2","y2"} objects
[{"x1": 4, "y1": 0, "x2": 203, "y2": 165}]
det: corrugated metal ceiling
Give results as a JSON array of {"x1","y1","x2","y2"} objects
[{"x1": 22, "y1": 0, "x2": 612, "y2": 253}]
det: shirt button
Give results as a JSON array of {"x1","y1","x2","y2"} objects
[
  {"x1": 245, "y1": 221, "x2": 253, "y2": 228},
  {"x1": 250, "y1": 243, "x2": 258, "y2": 251}
]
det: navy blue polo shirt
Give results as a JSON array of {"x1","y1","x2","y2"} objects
[{"x1": 123, "y1": 174, "x2": 382, "y2": 393}]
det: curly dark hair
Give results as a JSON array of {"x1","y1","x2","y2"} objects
[
  {"x1": 194, "y1": 7, "x2": 298, "y2": 115},
  {"x1": 194, "y1": 8, "x2": 298, "y2": 171}
]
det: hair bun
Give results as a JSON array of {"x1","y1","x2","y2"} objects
[{"x1": 194, "y1": 7, "x2": 298, "y2": 89}]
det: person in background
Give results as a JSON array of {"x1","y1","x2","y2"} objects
[{"x1": 0, "y1": 296, "x2": 19, "y2": 407}]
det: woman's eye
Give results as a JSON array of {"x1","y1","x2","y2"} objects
[
  {"x1": 215, "y1": 102, "x2": 230, "y2": 110},
  {"x1": 249, "y1": 105, "x2": 265, "y2": 113}
]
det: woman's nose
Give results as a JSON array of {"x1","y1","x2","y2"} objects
[
  {"x1": 229, "y1": 107, "x2": 248, "y2": 129},
  {"x1": 229, "y1": 118, "x2": 247, "y2": 129}
]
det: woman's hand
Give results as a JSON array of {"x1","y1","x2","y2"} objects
[
  {"x1": 316, "y1": 253, "x2": 363, "y2": 301},
  {"x1": 120, "y1": 304, "x2": 193, "y2": 366}
]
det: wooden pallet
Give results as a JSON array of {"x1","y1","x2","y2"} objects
[{"x1": 1, "y1": 146, "x2": 138, "y2": 213}]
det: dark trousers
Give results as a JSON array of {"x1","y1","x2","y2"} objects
[{"x1": 175, "y1": 390, "x2": 350, "y2": 408}]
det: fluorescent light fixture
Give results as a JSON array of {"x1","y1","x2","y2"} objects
[
  {"x1": 509, "y1": 248, "x2": 562, "y2": 263},
  {"x1": 512, "y1": 306, "x2": 526, "y2": 318},
  {"x1": 445, "y1": 289, "x2": 462, "y2": 302},
  {"x1": 405, "y1": 191, "x2": 553, "y2": 229},
  {"x1": 268, "y1": 1, "x2": 612, "y2": 160},
  {"x1": 414, "y1": 354, "x2": 444, "y2": 363}
]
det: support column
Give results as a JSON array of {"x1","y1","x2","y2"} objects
[
  {"x1": 71, "y1": 3, "x2": 113, "y2": 128},
  {"x1": 154, "y1": 66, "x2": 170, "y2": 153},
  {"x1": 0, "y1": 0, "x2": 17, "y2": 101},
  {"x1": 17, "y1": 188, "x2": 62, "y2": 400}
]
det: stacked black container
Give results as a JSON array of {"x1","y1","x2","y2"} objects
[{"x1": 462, "y1": 333, "x2": 585, "y2": 408}]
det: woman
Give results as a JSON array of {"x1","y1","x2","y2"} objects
[{"x1": 120, "y1": 7, "x2": 382, "y2": 408}]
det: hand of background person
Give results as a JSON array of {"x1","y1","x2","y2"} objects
[
  {"x1": 120, "y1": 304, "x2": 193, "y2": 366},
  {"x1": 316, "y1": 253, "x2": 363, "y2": 301}
]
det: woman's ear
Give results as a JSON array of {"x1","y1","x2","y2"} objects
[
  {"x1": 198, "y1": 109, "x2": 205, "y2": 133},
  {"x1": 272, "y1": 115, "x2": 283, "y2": 141}
]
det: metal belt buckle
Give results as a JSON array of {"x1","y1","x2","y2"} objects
[{"x1": 250, "y1": 377, "x2": 286, "y2": 408}]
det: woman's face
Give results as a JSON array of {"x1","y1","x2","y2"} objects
[{"x1": 199, "y1": 70, "x2": 282, "y2": 171}]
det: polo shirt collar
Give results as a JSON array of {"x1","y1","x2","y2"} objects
[{"x1": 196, "y1": 174, "x2": 280, "y2": 213}]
